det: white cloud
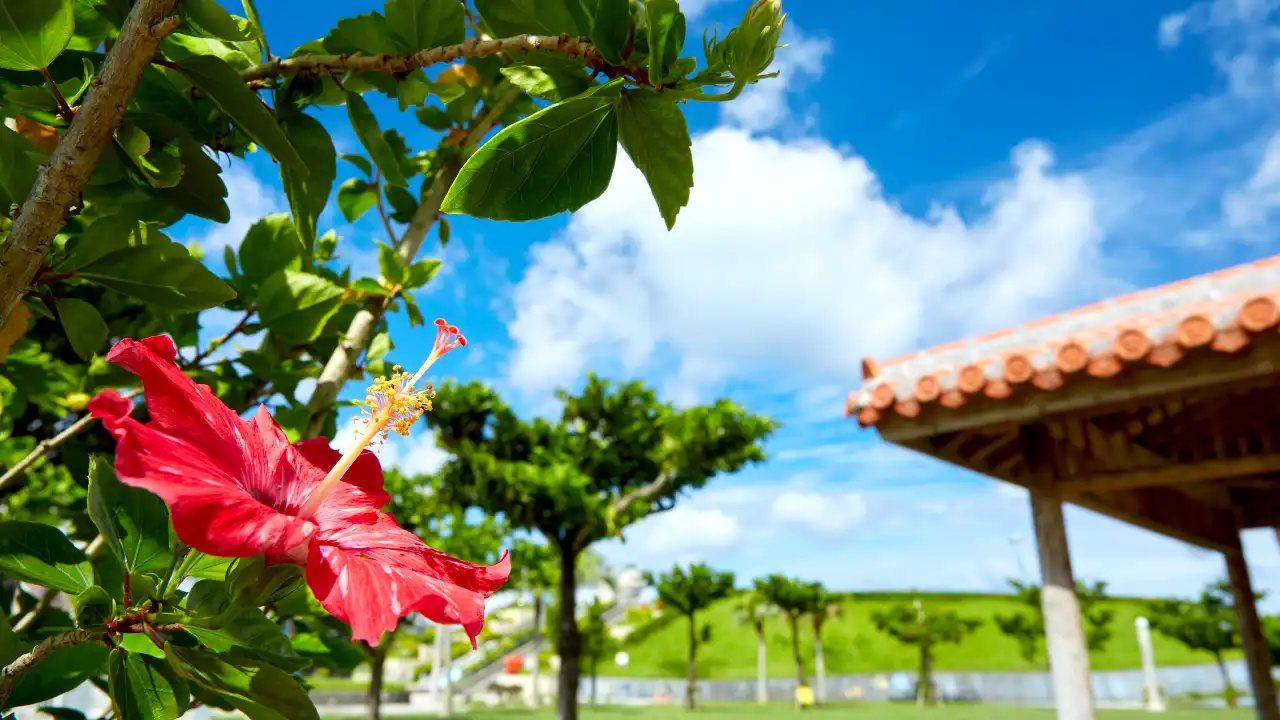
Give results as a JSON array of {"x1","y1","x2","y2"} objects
[
  {"x1": 625, "y1": 505, "x2": 743, "y2": 560},
  {"x1": 1158, "y1": 12, "x2": 1188, "y2": 48},
  {"x1": 182, "y1": 162, "x2": 285, "y2": 252},
  {"x1": 1222, "y1": 130, "x2": 1280, "y2": 227},
  {"x1": 771, "y1": 489, "x2": 867, "y2": 536},
  {"x1": 332, "y1": 420, "x2": 452, "y2": 477},
  {"x1": 678, "y1": 0, "x2": 732, "y2": 21},
  {"x1": 721, "y1": 26, "x2": 831, "y2": 132},
  {"x1": 508, "y1": 130, "x2": 1103, "y2": 399}
]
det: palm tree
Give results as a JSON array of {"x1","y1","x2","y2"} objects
[
  {"x1": 736, "y1": 590, "x2": 777, "y2": 705},
  {"x1": 806, "y1": 583, "x2": 841, "y2": 704},
  {"x1": 650, "y1": 564, "x2": 736, "y2": 710}
]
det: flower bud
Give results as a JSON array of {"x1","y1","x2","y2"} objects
[
  {"x1": 62, "y1": 392, "x2": 91, "y2": 411},
  {"x1": 73, "y1": 585, "x2": 114, "y2": 628},
  {"x1": 129, "y1": 572, "x2": 160, "y2": 605},
  {"x1": 731, "y1": 0, "x2": 785, "y2": 81}
]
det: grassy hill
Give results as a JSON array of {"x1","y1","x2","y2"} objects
[{"x1": 601, "y1": 591, "x2": 1243, "y2": 679}]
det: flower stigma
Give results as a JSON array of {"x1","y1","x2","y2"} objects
[{"x1": 297, "y1": 319, "x2": 467, "y2": 519}]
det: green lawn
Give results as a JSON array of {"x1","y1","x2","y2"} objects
[
  {"x1": 605, "y1": 592, "x2": 1244, "y2": 678},
  {"x1": 324, "y1": 703, "x2": 1255, "y2": 720}
]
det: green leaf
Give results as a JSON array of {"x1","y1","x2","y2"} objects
[
  {"x1": 186, "y1": 553, "x2": 234, "y2": 582},
  {"x1": 78, "y1": 242, "x2": 237, "y2": 312},
  {"x1": 237, "y1": 214, "x2": 302, "y2": 290},
  {"x1": 0, "y1": 0, "x2": 74, "y2": 72},
  {"x1": 118, "y1": 634, "x2": 165, "y2": 659},
  {"x1": 336, "y1": 178, "x2": 378, "y2": 223},
  {"x1": 0, "y1": 614, "x2": 20, "y2": 667},
  {"x1": 0, "y1": 123, "x2": 40, "y2": 209},
  {"x1": 367, "y1": 333, "x2": 392, "y2": 362},
  {"x1": 404, "y1": 258, "x2": 442, "y2": 289},
  {"x1": 345, "y1": 92, "x2": 408, "y2": 188},
  {"x1": 185, "y1": 613, "x2": 308, "y2": 673},
  {"x1": 442, "y1": 93, "x2": 619, "y2": 221},
  {"x1": 256, "y1": 271, "x2": 344, "y2": 344},
  {"x1": 349, "y1": 278, "x2": 388, "y2": 296},
  {"x1": 3, "y1": 76, "x2": 82, "y2": 111},
  {"x1": 386, "y1": 0, "x2": 465, "y2": 52},
  {"x1": 181, "y1": 0, "x2": 259, "y2": 41},
  {"x1": 3, "y1": 643, "x2": 109, "y2": 710},
  {"x1": 438, "y1": 218, "x2": 451, "y2": 248},
  {"x1": 55, "y1": 298, "x2": 108, "y2": 360},
  {"x1": 474, "y1": 0, "x2": 585, "y2": 37},
  {"x1": 280, "y1": 113, "x2": 335, "y2": 255},
  {"x1": 86, "y1": 456, "x2": 171, "y2": 575},
  {"x1": 499, "y1": 64, "x2": 590, "y2": 102},
  {"x1": 71, "y1": 216, "x2": 133, "y2": 267},
  {"x1": 384, "y1": 184, "x2": 417, "y2": 223},
  {"x1": 617, "y1": 88, "x2": 692, "y2": 229},
  {"x1": 108, "y1": 649, "x2": 189, "y2": 720},
  {"x1": 340, "y1": 154, "x2": 373, "y2": 177},
  {"x1": 321, "y1": 12, "x2": 399, "y2": 55},
  {"x1": 0, "y1": 521, "x2": 92, "y2": 593},
  {"x1": 645, "y1": 0, "x2": 684, "y2": 84},
  {"x1": 166, "y1": 645, "x2": 320, "y2": 720},
  {"x1": 591, "y1": 0, "x2": 630, "y2": 64},
  {"x1": 402, "y1": 293, "x2": 425, "y2": 326},
  {"x1": 125, "y1": 114, "x2": 230, "y2": 223},
  {"x1": 415, "y1": 105, "x2": 452, "y2": 131},
  {"x1": 377, "y1": 243, "x2": 406, "y2": 285},
  {"x1": 175, "y1": 55, "x2": 307, "y2": 176}
]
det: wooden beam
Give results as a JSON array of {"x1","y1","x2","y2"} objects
[
  {"x1": 1234, "y1": 488, "x2": 1280, "y2": 528},
  {"x1": 1071, "y1": 486, "x2": 1238, "y2": 552},
  {"x1": 1058, "y1": 454, "x2": 1280, "y2": 494},
  {"x1": 875, "y1": 336, "x2": 1280, "y2": 443},
  {"x1": 1225, "y1": 547, "x2": 1280, "y2": 720}
]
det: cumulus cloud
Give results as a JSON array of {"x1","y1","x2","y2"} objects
[
  {"x1": 771, "y1": 489, "x2": 868, "y2": 536},
  {"x1": 1222, "y1": 130, "x2": 1280, "y2": 228},
  {"x1": 721, "y1": 27, "x2": 831, "y2": 132},
  {"x1": 626, "y1": 505, "x2": 743, "y2": 560},
  {"x1": 182, "y1": 161, "x2": 285, "y2": 252},
  {"x1": 507, "y1": 130, "x2": 1103, "y2": 399}
]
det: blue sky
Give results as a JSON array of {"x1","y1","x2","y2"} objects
[{"x1": 188, "y1": 0, "x2": 1280, "y2": 605}]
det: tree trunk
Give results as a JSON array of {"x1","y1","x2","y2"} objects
[
  {"x1": 686, "y1": 612, "x2": 699, "y2": 710},
  {"x1": 590, "y1": 657, "x2": 598, "y2": 705},
  {"x1": 813, "y1": 628, "x2": 826, "y2": 704},
  {"x1": 531, "y1": 594, "x2": 543, "y2": 708},
  {"x1": 918, "y1": 643, "x2": 935, "y2": 707},
  {"x1": 790, "y1": 616, "x2": 806, "y2": 686},
  {"x1": 364, "y1": 641, "x2": 388, "y2": 720},
  {"x1": 755, "y1": 625, "x2": 768, "y2": 705},
  {"x1": 556, "y1": 545, "x2": 582, "y2": 720},
  {"x1": 1215, "y1": 652, "x2": 1238, "y2": 709}
]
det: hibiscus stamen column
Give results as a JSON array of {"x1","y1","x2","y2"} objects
[{"x1": 297, "y1": 319, "x2": 467, "y2": 519}]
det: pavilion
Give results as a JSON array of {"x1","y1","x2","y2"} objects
[{"x1": 845, "y1": 254, "x2": 1280, "y2": 720}]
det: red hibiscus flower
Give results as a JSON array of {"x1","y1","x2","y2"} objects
[{"x1": 89, "y1": 324, "x2": 506, "y2": 646}]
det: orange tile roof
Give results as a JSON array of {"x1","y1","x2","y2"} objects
[{"x1": 846, "y1": 254, "x2": 1280, "y2": 427}]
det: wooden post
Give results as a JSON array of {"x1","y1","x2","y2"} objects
[
  {"x1": 1030, "y1": 488, "x2": 1097, "y2": 720},
  {"x1": 1225, "y1": 545, "x2": 1279, "y2": 720}
]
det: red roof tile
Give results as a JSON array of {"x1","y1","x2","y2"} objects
[{"x1": 846, "y1": 254, "x2": 1280, "y2": 427}]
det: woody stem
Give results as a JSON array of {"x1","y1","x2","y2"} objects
[{"x1": 297, "y1": 418, "x2": 387, "y2": 519}]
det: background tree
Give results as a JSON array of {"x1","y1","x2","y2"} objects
[
  {"x1": 580, "y1": 598, "x2": 616, "y2": 706},
  {"x1": 736, "y1": 590, "x2": 777, "y2": 705},
  {"x1": 871, "y1": 598, "x2": 983, "y2": 706},
  {"x1": 1147, "y1": 580, "x2": 1256, "y2": 709},
  {"x1": 427, "y1": 376, "x2": 775, "y2": 720},
  {"x1": 994, "y1": 579, "x2": 1116, "y2": 665},
  {"x1": 806, "y1": 583, "x2": 841, "y2": 704},
  {"x1": 508, "y1": 538, "x2": 558, "y2": 708},
  {"x1": 649, "y1": 563, "x2": 736, "y2": 710},
  {"x1": 755, "y1": 575, "x2": 819, "y2": 688}
]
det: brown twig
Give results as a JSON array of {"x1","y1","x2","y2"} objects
[
  {"x1": 240, "y1": 34, "x2": 652, "y2": 86},
  {"x1": 0, "y1": 630, "x2": 104, "y2": 704},
  {"x1": 301, "y1": 83, "x2": 521, "y2": 439},
  {"x1": 0, "y1": 1, "x2": 180, "y2": 329},
  {"x1": 0, "y1": 390, "x2": 140, "y2": 493},
  {"x1": 373, "y1": 171, "x2": 399, "y2": 246},
  {"x1": 187, "y1": 308, "x2": 256, "y2": 367},
  {"x1": 38, "y1": 68, "x2": 75, "y2": 122}
]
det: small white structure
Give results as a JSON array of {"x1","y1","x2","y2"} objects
[{"x1": 1135, "y1": 616, "x2": 1166, "y2": 712}]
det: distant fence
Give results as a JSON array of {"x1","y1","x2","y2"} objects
[{"x1": 584, "y1": 660, "x2": 1261, "y2": 706}]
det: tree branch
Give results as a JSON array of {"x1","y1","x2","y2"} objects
[
  {"x1": 0, "y1": 390, "x2": 140, "y2": 493},
  {"x1": 0, "y1": 630, "x2": 104, "y2": 704},
  {"x1": 242, "y1": 34, "x2": 602, "y2": 82},
  {"x1": 301, "y1": 83, "x2": 521, "y2": 439},
  {"x1": 0, "y1": 0, "x2": 180, "y2": 329},
  {"x1": 373, "y1": 171, "x2": 398, "y2": 247},
  {"x1": 610, "y1": 470, "x2": 675, "y2": 521},
  {"x1": 187, "y1": 309, "x2": 256, "y2": 367}
]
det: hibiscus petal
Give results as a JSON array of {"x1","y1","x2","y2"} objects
[
  {"x1": 106, "y1": 414, "x2": 315, "y2": 557},
  {"x1": 294, "y1": 438, "x2": 391, "y2": 508},
  {"x1": 306, "y1": 515, "x2": 509, "y2": 646}
]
